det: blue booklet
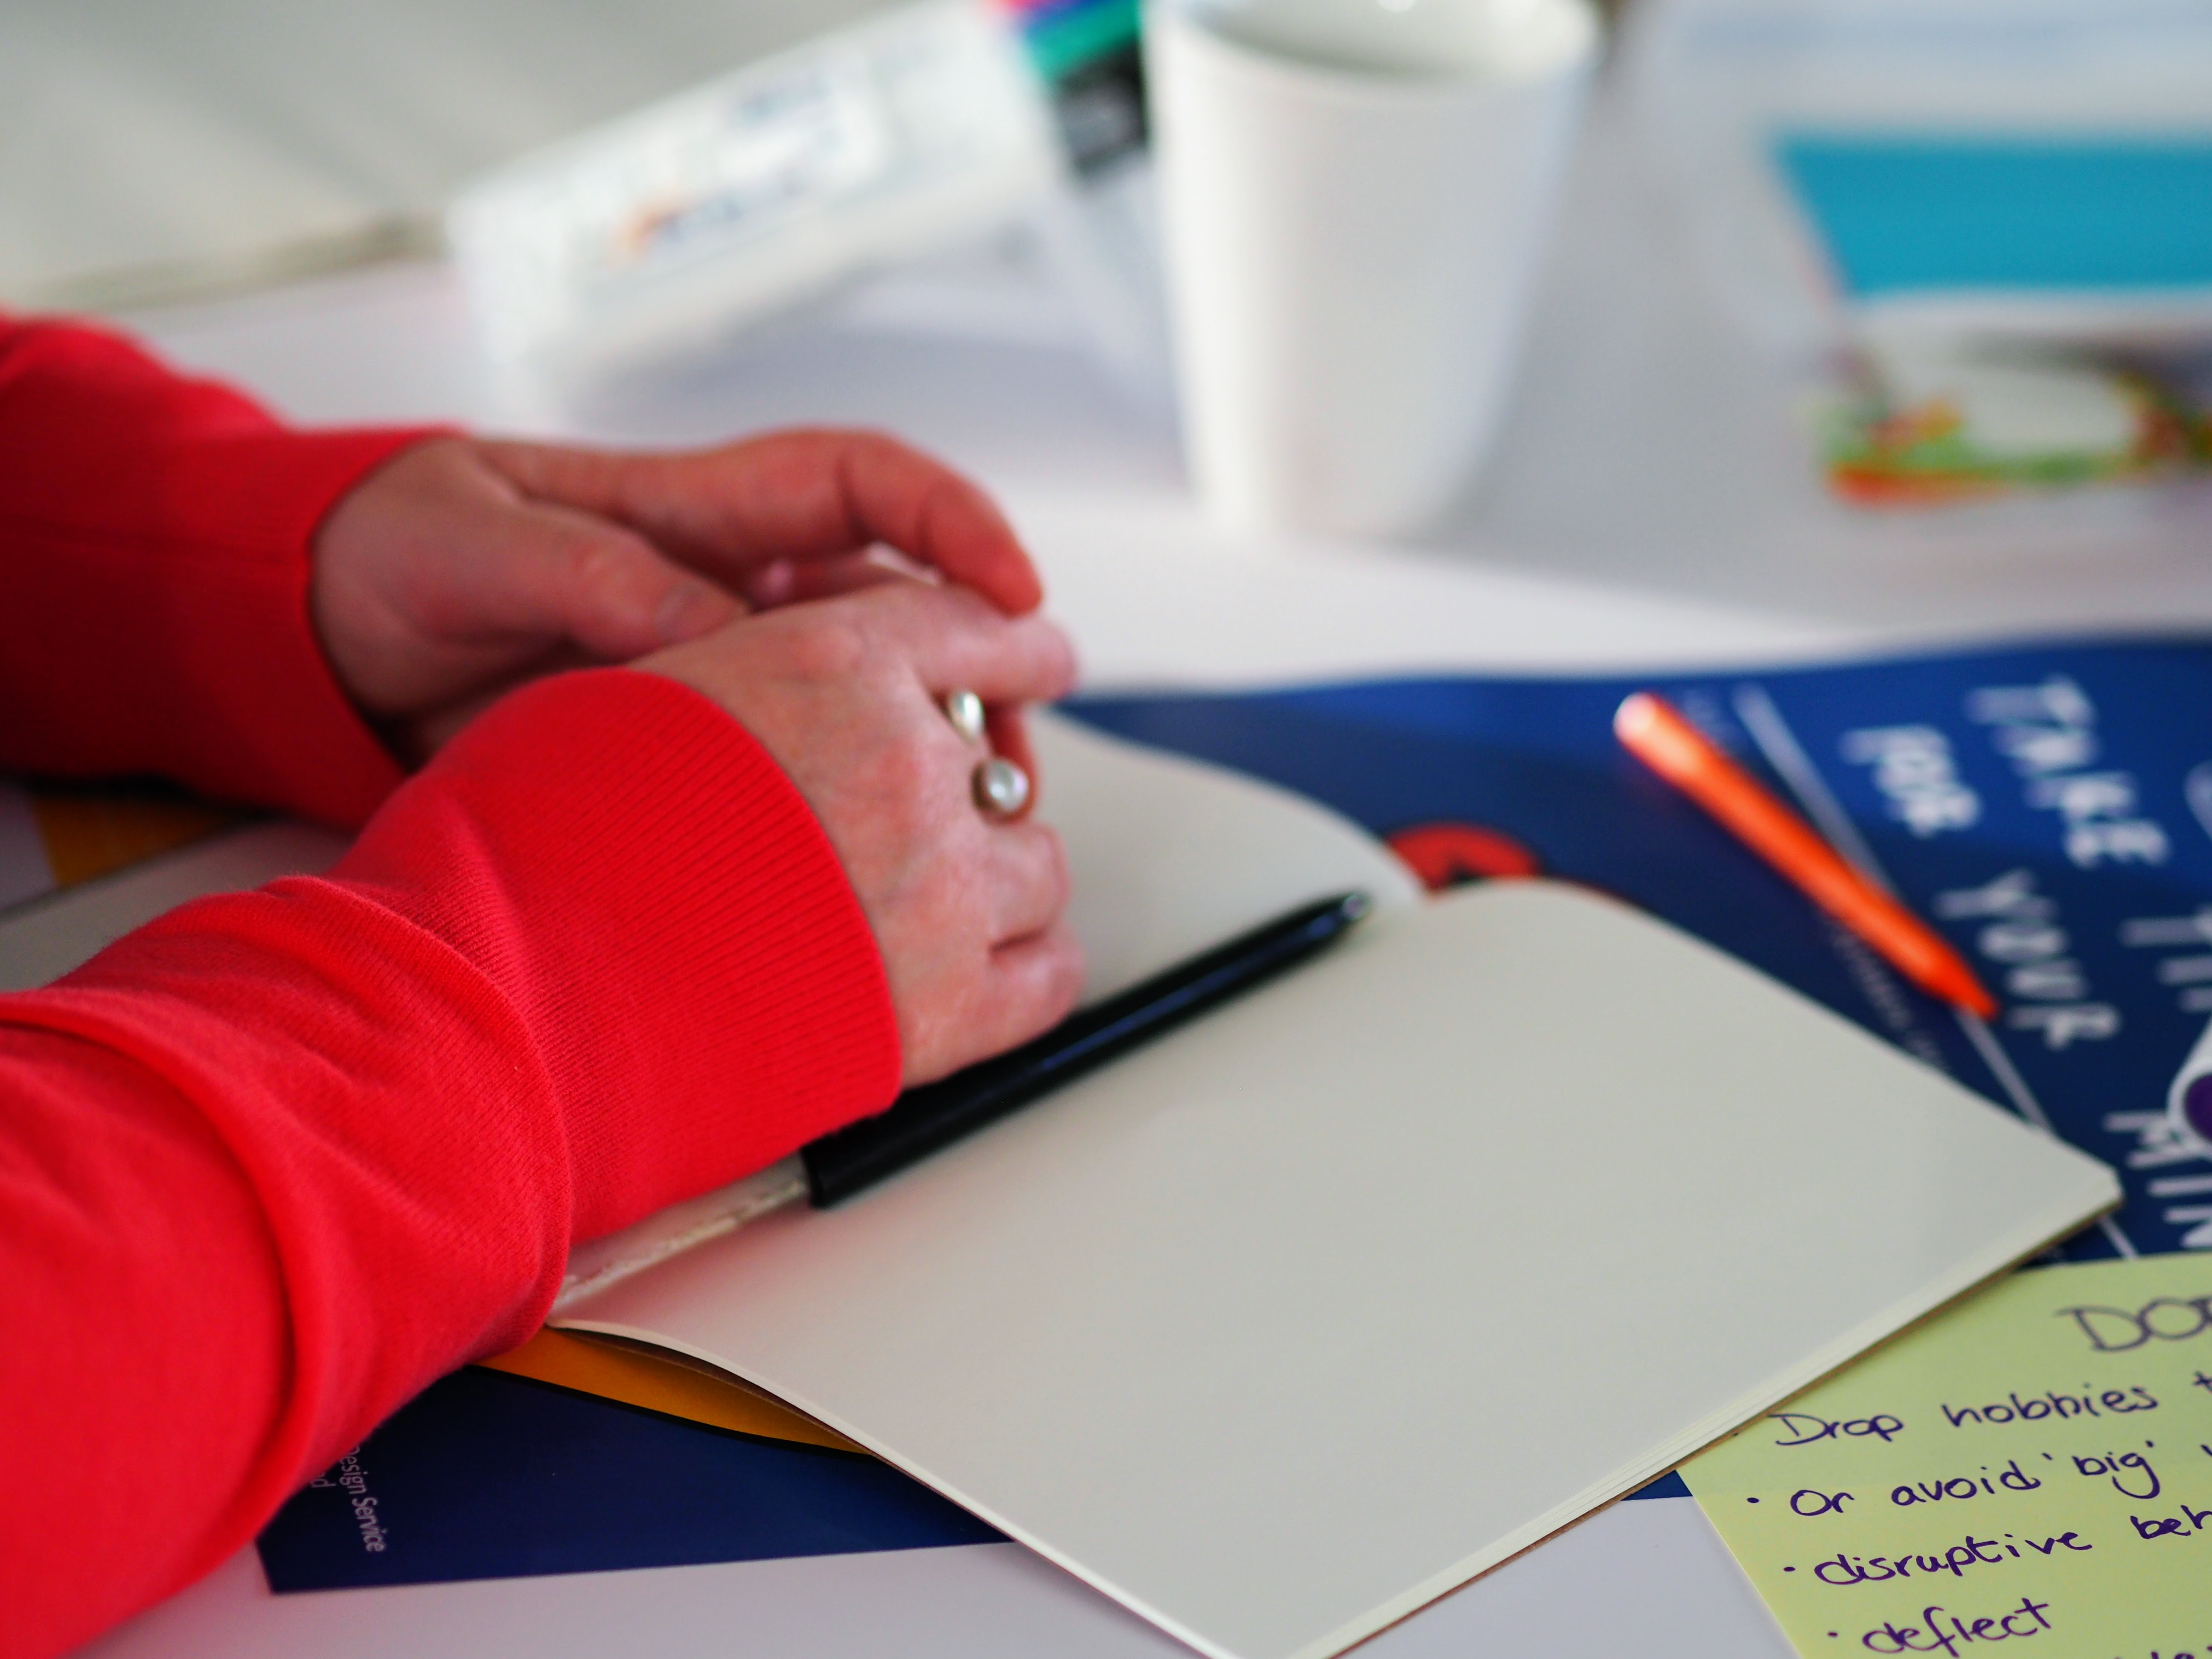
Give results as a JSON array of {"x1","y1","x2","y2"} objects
[
  {"x1": 262, "y1": 634, "x2": 2212, "y2": 1591},
  {"x1": 1776, "y1": 134, "x2": 2212, "y2": 299}
]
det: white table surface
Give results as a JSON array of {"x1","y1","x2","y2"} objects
[{"x1": 64, "y1": 41, "x2": 2212, "y2": 1659}]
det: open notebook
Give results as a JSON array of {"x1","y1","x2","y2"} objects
[{"x1": 553, "y1": 715, "x2": 2119, "y2": 1659}]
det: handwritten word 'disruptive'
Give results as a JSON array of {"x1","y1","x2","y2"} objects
[
  {"x1": 1815, "y1": 1534, "x2": 2089, "y2": 1589},
  {"x1": 2062, "y1": 1296, "x2": 2212, "y2": 1352},
  {"x1": 1941, "y1": 1387, "x2": 2158, "y2": 1428},
  {"x1": 1858, "y1": 1596, "x2": 2054, "y2": 1658}
]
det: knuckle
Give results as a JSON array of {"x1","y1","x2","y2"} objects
[
  {"x1": 773, "y1": 613, "x2": 868, "y2": 680},
  {"x1": 1025, "y1": 826, "x2": 1072, "y2": 912},
  {"x1": 864, "y1": 731, "x2": 953, "y2": 822}
]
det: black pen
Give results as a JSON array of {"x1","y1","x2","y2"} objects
[
  {"x1": 804, "y1": 889, "x2": 1375, "y2": 1205},
  {"x1": 556, "y1": 891, "x2": 1374, "y2": 1306}
]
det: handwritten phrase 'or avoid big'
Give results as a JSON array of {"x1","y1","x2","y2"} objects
[{"x1": 1683, "y1": 1256, "x2": 2212, "y2": 1659}]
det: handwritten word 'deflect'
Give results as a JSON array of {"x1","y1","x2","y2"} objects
[
  {"x1": 1889, "y1": 1460, "x2": 2044, "y2": 1507},
  {"x1": 1942, "y1": 1387, "x2": 2157, "y2": 1427},
  {"x1": 1773, "y1": 1411, "x2": 1907, "y2": 1447},
  {"x1": 1815, "y1": 1534, "x2": 2088, "y2": 1589},
  {"x1": 1859, "y1": 1596, "x2": 2054, "y2": 1657},
  {"x1": 2063, "y1": 1296, "x2": 2212, "y2": 1352}
]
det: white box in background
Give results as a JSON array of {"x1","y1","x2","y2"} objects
[{"x1": 448, "y1": 0, "x2": 1061, "y2": 393}]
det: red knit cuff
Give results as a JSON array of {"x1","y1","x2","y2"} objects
[
  {"x1": 125, "y1": 426, "x2": 437, "y2": 825},
  {"x1": 0, "y1": 316, "x2": 442, "y2": 823},
  {"x1": 333, "y1": 668, "x2": 904, "y2": 1241}
]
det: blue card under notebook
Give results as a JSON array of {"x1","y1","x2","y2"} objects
[
  {"x1": 1775, "y1": 134, "x2": 2212, "y2": 298},
  {"x1": 258, "y1": 1367, "x2": 1001, "y2": 1591},
  {"x1": 263, "y1": 634, "x2": 2212, "y2": 1596}
]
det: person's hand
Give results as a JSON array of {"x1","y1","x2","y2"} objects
[
  {"x1": 311, "y1": 429, "x2": 1043, "y2": 759},
  {"x1": 639, "y1": 581, "x2": 1083, "y2": 1085}
]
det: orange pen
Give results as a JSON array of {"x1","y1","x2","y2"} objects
[{"x1": 1614, "y1": 691, "x2": 1998, "y2": 1020}]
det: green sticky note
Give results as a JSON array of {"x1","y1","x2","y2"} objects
[{"x1": 1682, "y1": 1257, "x2": 2212, "y2": 1659}]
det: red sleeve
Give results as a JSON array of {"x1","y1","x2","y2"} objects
[
  {"x1": 0, "y1": 315, "x2": 434, "y2": 826},
  {"x1": 0, "y1": 669, "x2": 902, "y2": 1659}
]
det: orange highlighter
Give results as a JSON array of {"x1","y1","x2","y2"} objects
[{"x1": 1614, "y1": 691, "x2": 1998, "y2": 1020}]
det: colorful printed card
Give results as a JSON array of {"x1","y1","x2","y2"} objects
[{"x1": 1771, "y1": 133, "x2": 2212, "y2": 507}]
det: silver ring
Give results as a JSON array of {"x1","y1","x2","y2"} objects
[
  {"x1": 942, "y1": 688, "x2": 986, "y2": 745},
  {"x1": 972, "y1": 756, "x2": 1031, "y2": 819}
]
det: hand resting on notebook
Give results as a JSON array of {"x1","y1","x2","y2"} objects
[
  {"x1": 644, "y1": 581, "x2": 1083, "y2": 1085},
  {"x1": 311, "y1": 426, "x2": 1084, "y2": 1083}
]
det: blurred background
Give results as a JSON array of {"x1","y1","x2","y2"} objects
[
  {"x1": 6, "y1": 0, "x2": 2210, "y2": 636},
  {"x1": 0, "y1": 0, "x2": 897, "y2": 310}
]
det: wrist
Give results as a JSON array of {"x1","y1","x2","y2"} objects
[{"x1": 332, "y1": 668, "x2": 903, "y2": 1242}]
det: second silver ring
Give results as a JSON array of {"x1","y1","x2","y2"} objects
[
  {"x1": 972, "y1": 756, "x2": 1030, "y2": 818},
  {"x1": 944, "y1": 688, "x2": 1029, "y2": 818}
]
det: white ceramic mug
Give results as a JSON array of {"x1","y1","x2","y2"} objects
[{"x1": 1147, "y1": 0, "x2": 1597, "y2": 537}]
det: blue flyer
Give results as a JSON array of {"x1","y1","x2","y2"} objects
[{"x1": 264, "y1": 634, "x2": 2212, "y2": 1592}]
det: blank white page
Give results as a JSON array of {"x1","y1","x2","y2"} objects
[
  {"x1": 1029, "y1": 710, "x2": 1420, "y2": 1003},
  {"x1": 555, "y1": 713, "x2": 1421, "y2": 1301},
  {"x1": 565, "y1": 881, "x2": 2116, "y2": 1659}
]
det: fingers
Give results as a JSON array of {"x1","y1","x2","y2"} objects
[
  {"x1": 865, "y1": 584, "x2": 1077, "y2": 709},
  {"x1": 985, "y1": 924, "x2": 1087, "y2": 1050},
  {"x1": 744, "y1": 551, "x2": 912, "y2": 609},
  {"x1": 981, "y1": 820, "x2": 1070, "y2": 944},
  {"x1": 476, "y1": 430, "x2": 1045, "y2": 617},
  {"x1": 813, "y1": 432, "x2": 1041, "y2": 614},
  {"x1": 984, "y1": 705, "x2": 1036, "y2": 802},
  {"x1": 907, "y1": 923, "x2": 1086, "y2": 1086},
  {"x1": 476, "y1": 499, "x2": 744, "y2": 659}
]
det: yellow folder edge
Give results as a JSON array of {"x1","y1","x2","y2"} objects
[{"x1": 477, "y1": 1328, "x2": 863, "y2": 1454}]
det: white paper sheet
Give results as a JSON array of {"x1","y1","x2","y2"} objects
[{"x1": 566, "y1": 878, "x2": 2117, "y2": 1659}]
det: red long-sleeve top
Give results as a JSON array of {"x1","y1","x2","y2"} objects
[{"x1": 0, "y1": 319, "x2": 904, "y2": 1659}]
